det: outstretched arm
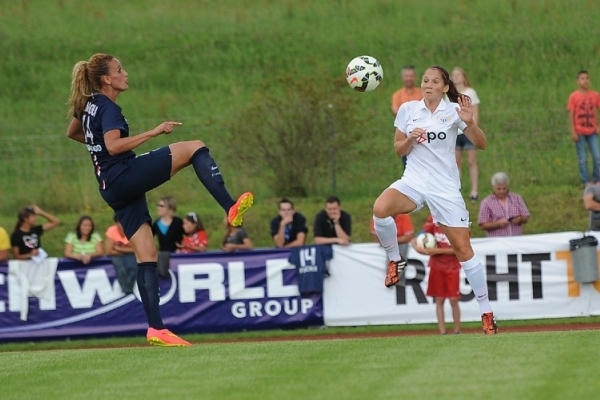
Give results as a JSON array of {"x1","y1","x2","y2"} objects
[{"x1": 104, "y1": 122, "x2": 182, "y2": 155}]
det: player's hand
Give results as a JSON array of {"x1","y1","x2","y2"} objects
[
  {"x1": 152, "y1": 121, "x2": 182, "y2": 137},
  {"x1": 409, "y1": 128, "x2": 426, "y2": 143},
  {"x1": 571, "y1": 133, "x2": 580, "y2": 142},
  {"x1": 456, "y1": 96, "x2": 474, "y2": 124}
]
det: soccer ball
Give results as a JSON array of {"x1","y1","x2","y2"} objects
[
  {"x1": 415, "y1": 232, "x2": 437, "y2": 249},
  {"x1": 345, "y1": 55, "x2": 383, "y2": 92}
]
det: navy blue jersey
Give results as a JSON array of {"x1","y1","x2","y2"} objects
[
  {"x1": 80, "y1": 93, "x2": 136, "y2": 188},
  {"x1": 289, "y1": 245, "x2": 333, "y2": 295}
]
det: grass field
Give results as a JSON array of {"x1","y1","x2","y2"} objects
[
  {"x1": 1, "y1": 330, "x2": 598, "y2": 399},
  {"x1": 1, "y1": 0, "x2": 600, "y2": 250}
]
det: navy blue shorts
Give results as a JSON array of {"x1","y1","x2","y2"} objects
[
  {"x1": 100, "y1": 146, "x2": 172, "y2": 239},
  {"x1": 456, "y1": 134, "x2": 475, "y2": 151}
]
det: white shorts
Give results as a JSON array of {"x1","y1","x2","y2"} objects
[{"x1": 389, "y1": 178, "x2": 470, "y2": 228}]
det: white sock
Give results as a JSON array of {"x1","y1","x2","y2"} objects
[
  {"x1": 460, "y1": 255, "x2": 493, "y2": 314},
  {"x1": 373, "y1": 215, "x2": 401, "y2": 262}
]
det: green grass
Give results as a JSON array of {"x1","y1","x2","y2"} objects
[
  {"x1": 1, "y1": 316, "x2": 598, "y2": 353},
  {"x1": 1, "y1": 330, "x2": 598, "y2": 399},
  {"x1": 0, "y1": 0, "x2": 599, "y2": 248}
]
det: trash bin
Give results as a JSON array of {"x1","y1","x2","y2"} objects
[{"x1": 569, "y1": 236, "x2": 599, "y2": 283}]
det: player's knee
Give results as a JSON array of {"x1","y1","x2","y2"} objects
[
  {"x1": 372, "y1": 202, "x2": 390, "y2": 219},
  {"x1": 189, "y1": 140, "x2": 205, "y2": 152},
  {"x1": 454, "y1": 245, "x2": 473, "y2": 261}
]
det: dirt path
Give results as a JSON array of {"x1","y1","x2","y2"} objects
[{"x1": 204, "y1": 323, "x2": 600, "y2": 344}]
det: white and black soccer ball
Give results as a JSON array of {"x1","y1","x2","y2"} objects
[
  {"x1": 345, "y1": 55, "x2": 384, "y2": 92},
  {"x1": 415, "y1": 232, "x2": 437, "y2": 249}
]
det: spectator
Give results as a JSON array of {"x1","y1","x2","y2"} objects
[
  {"x1": 391, "y1": 65, "x2": 423, "y2": 116},
  {"x1": 582, "y1": 183, "x2": 600, "y2": 231},
  {"x1": 222, "y1": 217, "x2": 253, "y2": 253},
  {"x1": 64, "y1": 215, "x2": 104, "y2": 264},
  {"x1": 478, "y1": 172, "x2": 530, "y2": 237},
  {"x1": 152, "y1": 196, "x2": 184, "y2": 253},
  {"x1": 152, "y1": 196, "x2": 184, "y2": 278},
  {"x1": 452, "y1": 67, "x2": 481, "y2": 202},
  {"x1": 105, "y1": 215, "x2": 137, "y2": 294},
  {"x1": 411, "y1": 215, "x2": 462, "y2": 335},
  {"x1": 391, "y1": 65, "x2": 423, "y2": 168},
  {"x1": 177, "y1": 212, "x2": 208, "y2": 253},
  {"x1": 568, "y1": 70, "x2": 600, "y2": 186},
  {"x1": 11, "y1": 205, "x2": 59, "y2": 261},
  {"x1": 370, "y1": 214, "x2": 414, "y2": 259},
  {"x1": 0, "y1": 226, "x2": 9, "y2": 262},
  {"x1": 314, "y1": 196, "x2": 352, "y2": 245},
  {"x1": 270, "y1": 198, "x2": 308, "y2": 248}
]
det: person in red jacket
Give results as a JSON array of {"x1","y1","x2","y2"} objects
[{"x1": 412, "y1": 215, "x2": 461, "y2": 335}]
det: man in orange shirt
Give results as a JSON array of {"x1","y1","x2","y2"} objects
[
  {"x1": 568, "y1": 70, "x2": 600, "y2": 185},
  {"x1": 391, "y1": 65, "x2": 423, "y2": 116},
  {"x1": 391, "y1": 65, "x2": 423, "y2": 167}
]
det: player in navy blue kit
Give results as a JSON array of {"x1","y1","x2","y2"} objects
[{"x1": 66, "y1": 53, "x2": 253, "y2": 346}]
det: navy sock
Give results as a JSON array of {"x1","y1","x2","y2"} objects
[
  {"x1": 137, "y1": 262, "x2": 165, "y2": 330},
  {"x1": 191, "y1": 147, "x2": 236, "y2": 212}
]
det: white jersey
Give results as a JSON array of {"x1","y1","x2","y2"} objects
[{"x1": 395, "y1": 98, "x2": 467, "y2": 193}]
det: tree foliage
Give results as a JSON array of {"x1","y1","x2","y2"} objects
[{"x1": 226, "y1": 74, "x2": 371, "y2": 197}]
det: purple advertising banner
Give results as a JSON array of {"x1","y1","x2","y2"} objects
[{"x1": 0, "y1": 249, "x2": 323, "y2": 341}]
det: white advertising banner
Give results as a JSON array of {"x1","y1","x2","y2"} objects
[{"x1": 323, "y1": 231, "x2": 600, "y2": 326}]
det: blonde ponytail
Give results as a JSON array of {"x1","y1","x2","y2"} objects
[
  {"x1": 67, "y1": 53, "x2": 114, "y2": 118},
  {"x1": 67, "y1": 61, "x2": 92, "y2": 118}
]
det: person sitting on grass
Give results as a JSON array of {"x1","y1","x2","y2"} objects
[
  {"x1": 222, "y1": 217, "x2": 253, "y2": 253},
  {"x1": 64, "y1": 215, "x2": 104, "y2": 264},
  {"x1": 176, "y1": 212, "x2": 208, "y2": 253},
  {"x1": 11, "y1": 205, "x2": 60, "y2": 261}
]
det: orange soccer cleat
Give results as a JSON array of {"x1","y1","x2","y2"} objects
[
  {"x1": 481, "y1": 312, "x2": 498, "y2": 335},
  {"x1": 228, "y1": 192, "x2": 254, "y2": 227},
  {"x1": 146, "y1": 328, "x2": 192, "y2": 347},
  {"x1": 384, "y1": 256, "x2": 407, "y2": 288}
]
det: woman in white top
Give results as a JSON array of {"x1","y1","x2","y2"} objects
[
  {"x1": 372, "y1": 65, "x2": 497, "y2": 334},
  {"x1": 452, "y1": 67, "x2": 481, "y2": 202}
]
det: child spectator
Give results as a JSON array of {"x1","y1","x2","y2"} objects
[
  {"x1": 105, "y1": 215, "x2": 136, "y2": 294},
  {"x1": 222, "y1": 217, "x2": 253, "y2": 253},
  {"x1": 11, "y1": 205, "x2": 60, "y2": 261},
  {"x1": 411, "y1": 215, "x2": 461, "y2": 335},
  {"x1": 567, "y1": 70, "x2": 600, "y2": 186},
  {"x1": 64, "y1": 215, "x2": 104, "y2": 264},
  {"x1": 177, "y1": 212, "x2": 208, "y2": 253}
]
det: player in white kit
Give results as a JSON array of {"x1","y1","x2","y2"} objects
[{"x1": 372, "y1": 65, "x2": 497, "y2": 334}]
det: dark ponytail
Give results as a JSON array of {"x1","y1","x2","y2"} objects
[
  {"x1": 430, "y1": 65, "x2": 470, "y2": 104},
  {"x1": 15, "y1": 207, "x2": 35, "y2": 231}
]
